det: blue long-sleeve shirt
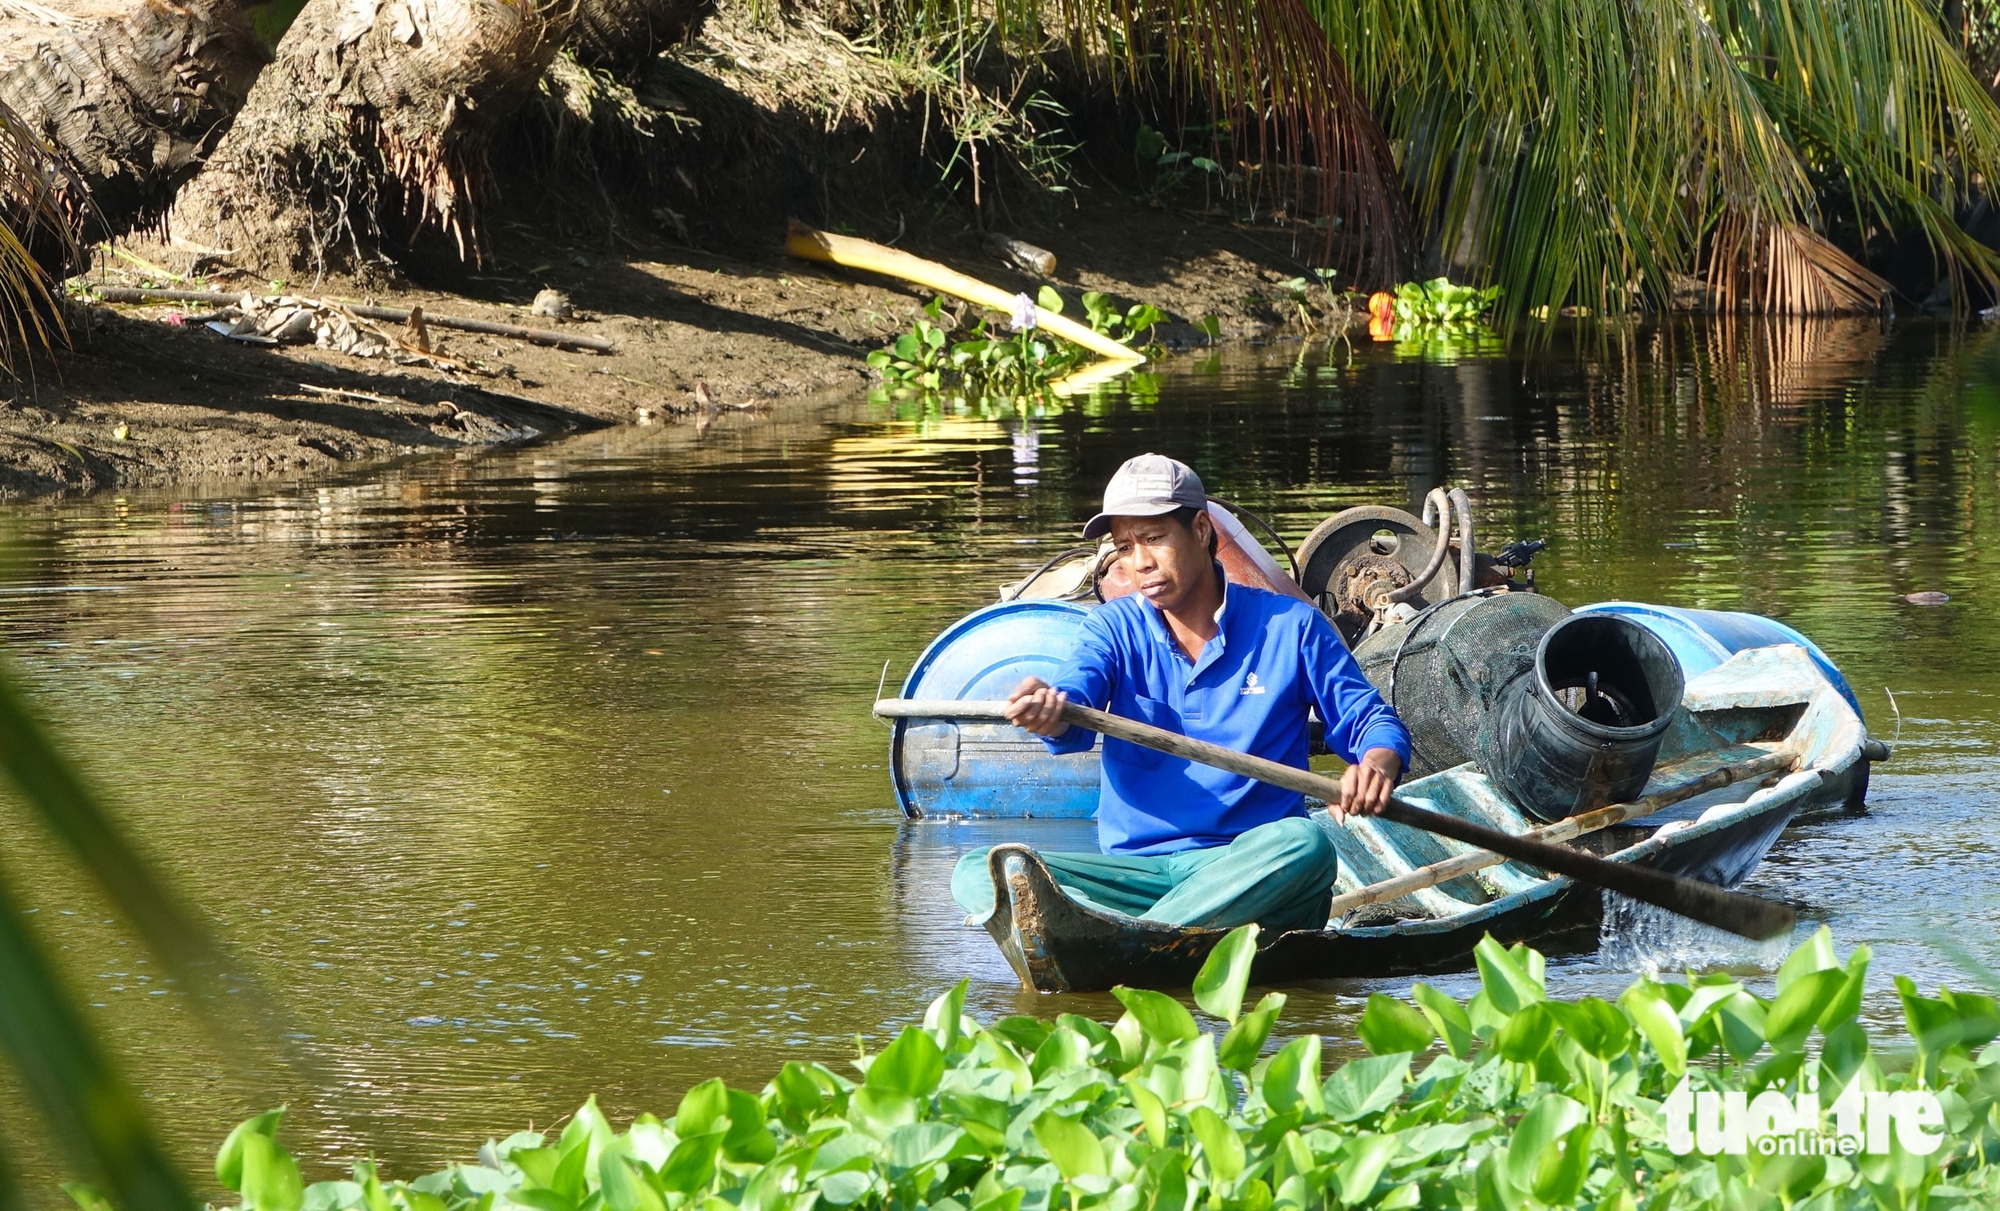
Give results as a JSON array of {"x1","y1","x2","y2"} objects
[{"x1": 1043, "y1": 577, "x2": 1411, "y2": 855}]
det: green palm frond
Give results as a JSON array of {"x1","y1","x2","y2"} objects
[
  {"x1": 0, "y1": 98, "x2": 74, "y2": 374},
  {"x1": 1313, "y1": 0, "x2": 2000, "y2": 316},
  {"x1": 0, "y1": 659, "x2": 269, "y2": 1210}
]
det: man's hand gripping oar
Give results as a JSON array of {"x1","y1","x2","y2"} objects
[{"x1": 877, "y1": 694, "x2": 1798, "y2": 942}]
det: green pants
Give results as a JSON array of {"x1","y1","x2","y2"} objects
[{"x1": 951, "y1": 815, "x2": 1338, "y2": 935}]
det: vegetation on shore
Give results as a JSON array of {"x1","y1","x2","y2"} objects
[{"x1": 160, "y1": 926, "x2": 2000, "y2": 1211}]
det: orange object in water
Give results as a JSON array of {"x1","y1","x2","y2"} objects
[
  {"x1": 1369, "y1": 315, "x2": 1395, "y2": 342},
  {"x1": 1367, "y1": 291, "x2": 1395, "y2": 321}
]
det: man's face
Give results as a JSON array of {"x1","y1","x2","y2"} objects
[{"x1": 1108, "y1": 512, "x2": 1213, "y2": 612}]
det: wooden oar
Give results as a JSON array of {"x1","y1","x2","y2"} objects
[{"x1": 874, "y1": 698, "x2": 1798, "y2": 941}]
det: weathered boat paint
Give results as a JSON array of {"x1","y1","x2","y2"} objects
[{"x1": 970, "y1": 644, "x2": 1865, "y2": 991}]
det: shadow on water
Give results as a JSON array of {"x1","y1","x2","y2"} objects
[{"x1": 0, "y1": 317, "x2": 1993, "y2": 1189}]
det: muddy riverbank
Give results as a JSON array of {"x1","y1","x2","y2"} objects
[{"x1": 0, "y1": 191, "x2": 1344, "y2": 500}]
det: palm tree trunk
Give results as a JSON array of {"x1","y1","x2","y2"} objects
[
  {"x1": 0, "y1": 0, "x2": 273, "y2": 242},
  {"x1": 572, "y1": 0, "x2": 715, "y2": 76},
  {"x1": 169, "y1": 0, "x2": 571, "y2": 274}
]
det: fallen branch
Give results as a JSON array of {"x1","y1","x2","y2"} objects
[{"x1": 78, "y1": 287, "x2": 615, "y2": 353}]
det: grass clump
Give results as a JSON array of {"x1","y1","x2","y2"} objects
[{"x1": 166, "y1": 926, "x2": 2000, "y2": 1211}]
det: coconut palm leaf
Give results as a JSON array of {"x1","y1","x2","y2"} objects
[
  {"x1": 1313, "y1": 0, "x2": 2000, "y2": 316},
  {"x1": 0, "y1": 96, "x2": 73, "y2": 374},
  {"x1": 0, "y1": 869, "x2": 193, "y2": 1211},
  {"x1": 0, "y1": 663, "x2": 269, "y2": 1208}
]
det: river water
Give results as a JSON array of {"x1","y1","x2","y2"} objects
[{"x1": 0, "y1": 318, "x2": 1994, "y2": 1190}]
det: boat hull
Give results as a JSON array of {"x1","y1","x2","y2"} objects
[{"x1": 966, "y1": 643, "x2": 1865, "y2": 992}]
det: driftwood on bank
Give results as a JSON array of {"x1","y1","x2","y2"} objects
[{"x1": 85, "y1": 286, "x2": 614, "y2": 352}]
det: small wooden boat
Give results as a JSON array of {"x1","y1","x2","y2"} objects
[
  {"x1": 879, "y1": 488, "x2": 1886, "y2": 991},
  {"x1": 966, "y1": 643, "x2": 1877, "y2": 992}
]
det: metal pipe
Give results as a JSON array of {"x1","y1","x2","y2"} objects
[
  {"x1": 1388, "y1": 488, "x2": 1455, "y2": 604},
  {"x1": 1450, "y1": 487, "x2": 1477, "y2": 594}
]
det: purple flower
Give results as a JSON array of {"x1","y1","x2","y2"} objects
[{"x1": 1008, "y1": 292, "x2": 1038, "y2": 332}]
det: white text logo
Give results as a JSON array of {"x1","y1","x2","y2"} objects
[{"x1": 1661, "y1": 1076, "x2": 1944, "y2": 1157}]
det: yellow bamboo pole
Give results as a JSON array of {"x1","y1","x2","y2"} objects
[{"x1": 785, "y1": 221, "x2": 1145, "y2": 365}]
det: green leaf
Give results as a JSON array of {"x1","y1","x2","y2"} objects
[
  {"x1": 1410, "y1": 984, "x2": 1473, "y2": 1059},
  {"x1": 1942, "y1": 989, "x2": 2000, "y2": 1050},
  {"x1": 848, "y1": 1087, "x2": 919, "y2": 1137},
  {"x1": 1620, "y1": 981, "x2": 1687, "y2": 1078},
  {"x1": 219, "y1": 1109, "x2": 286, "y2": 1190},
  {"x1": 1504, "y1": 1093, "x2": 1585, "y2": 1192},
  {"x1": 1193, "y1": 925, "x2": 1260, "y2": 1023},
  {"x1": 1714, "y1": 989, "x2": 1769, "y2": 1061},
  {"x1": 1492, "y1": 1001, "x2": 1554, "y2": 1063},
  {"x1": 675, "y1": 1078, "x2": 729, "y2": 1136},
  {"x1": 886, "y1": 1122, "x2": 965, "y2": 1174},
  {"x1": 1030, "y1": 1025, "x2": 1091, "y2": 1078},
  {"x1": 1322, "y1": 1054, "x2": 1409, "y2": 1122},
  {"x1": 1544, "y1": 997, "x2": 1631, "y2": 1060},
  {"x1": 867, "y1": 1026, "x2": 945, "y2": 1097},
  {"x1": 818, "y1": 1171, "x2": 873, "y2": 1207},
  {"x1": 1334, "y1": 1134, "x2": 1399, "y2": 1206},
  {"x1": 657, "y1": 1133, "x2": 722, "y2": 1194},
  {"x1": 1766, "y1": 968, "x2": 1845, "y2": 1051},
  {"x1": 1472, "y1": 935, "x2": 1543, "y2": 1013},
  {"x1": 1819, "y1": 945, "x2": 1872, "y2": 1030},
  {"x1": 241, "y1": 1130, "x2": 306, "y2": 1211},
  {"x1": 1218, "y1": 992, "x2": 1286, "y2": 1070},
  {"x1": 1358, "y1": 994, "x2": 1435, "y2": 1056},
  {"x1": 924, "y1": 979, "x2": 970, "y2": 1050},
  {"x1": 1777, "y1": 926, "x2": 1839, "y2": 992},
  {"x1": 1186, "y1": 1106, "x2": 1244, "y2": 1184},
  {"x1": 1899, "y1": 976, "x2": 1963, "y2": 1054},
  {"x1": 1821, "y1": 1021, "x2": 1870, "y2": 1081},
  {"x1": 1125, "y1": 1078, "x2": 1167, "y2": 1146},
  {"x1": 1111, "y1": 986, "x2": 1199, "y2": 1045},
  {"x1": 1530, "y1": 1121, "x2": 1596, "y2": 1206},
  {"x1": 1036, "y1": 286, "x2": 1064, "y2": 315},
  {"x1": 64, "y1": 1185, "x2": 116, "y2": 1211},
  {"x1": 1262, "y1": 1035, "x2": 1324, "y2": 1115},
  {"x1": 722, "y1": 1088, "x2": 777, "y2": 1163},
  {"x1": 1032, "y1": 1112, "x2": 1104, "y2": 1179},
  {"x1": 600, "y1": 1154, "x2": 666, "y2": 1211}
]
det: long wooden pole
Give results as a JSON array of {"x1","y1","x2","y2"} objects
[
  {"x1": 784, "y1": 222, "x2": 1145, "y2": 365},
  {"x1": 874, "y1": 698, "x2": 1798, "y2": 941}
]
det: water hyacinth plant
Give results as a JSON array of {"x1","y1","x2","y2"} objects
[
  {"x1": 869, "y1": 289, "x2": 1162, "y2": 400},
  {"x1": 175, "y1": 925, "x2": 2000, "y2": 1211}
]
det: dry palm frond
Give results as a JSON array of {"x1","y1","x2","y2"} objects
[
  {"x1": 0, "y1": 96, "x2": 74, "y2": 375},
  {"x1": 898, "y1": 0, "x2": 1413, "y2": 284},
  {"x1": 1706, "y1": 213, "x2": 1892, "y2": 315}
]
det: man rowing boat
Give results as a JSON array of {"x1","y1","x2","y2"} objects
[{"x1": 952, "y1": 454, "x2": 1412, "y2": 933}]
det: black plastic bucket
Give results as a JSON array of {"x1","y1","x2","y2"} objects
[{"x1": 1485, "y1": 613, "x2": 1685, "y2": 821}]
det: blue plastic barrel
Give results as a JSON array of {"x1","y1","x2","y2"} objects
[
  {"x1": 890, "y1": 600, "x2": 1101, "y2": 819},
  {"x1": 1573, "y1": 602, "x2": 1861, "y2": 718}
]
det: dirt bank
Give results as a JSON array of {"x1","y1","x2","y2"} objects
[{"x1": 1, "y1": 192, "x2": 1346, "y2": 500}]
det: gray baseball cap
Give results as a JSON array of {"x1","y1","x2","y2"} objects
[{"x1": 1082, "y1": 454, "x2": 1207, "y2": 539}]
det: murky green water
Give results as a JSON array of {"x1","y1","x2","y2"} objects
[{"x1": 0, "y1": 319, "x2": 1994, "y2": 1193}]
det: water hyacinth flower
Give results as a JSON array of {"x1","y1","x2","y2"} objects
[{"x1": 1008, "y1": 292, "x2": 1038, "y2": 332}]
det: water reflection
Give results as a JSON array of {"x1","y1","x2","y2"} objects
[{"x1": 0, "y1": 319, "x2": 1991, "y2": 1190}]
